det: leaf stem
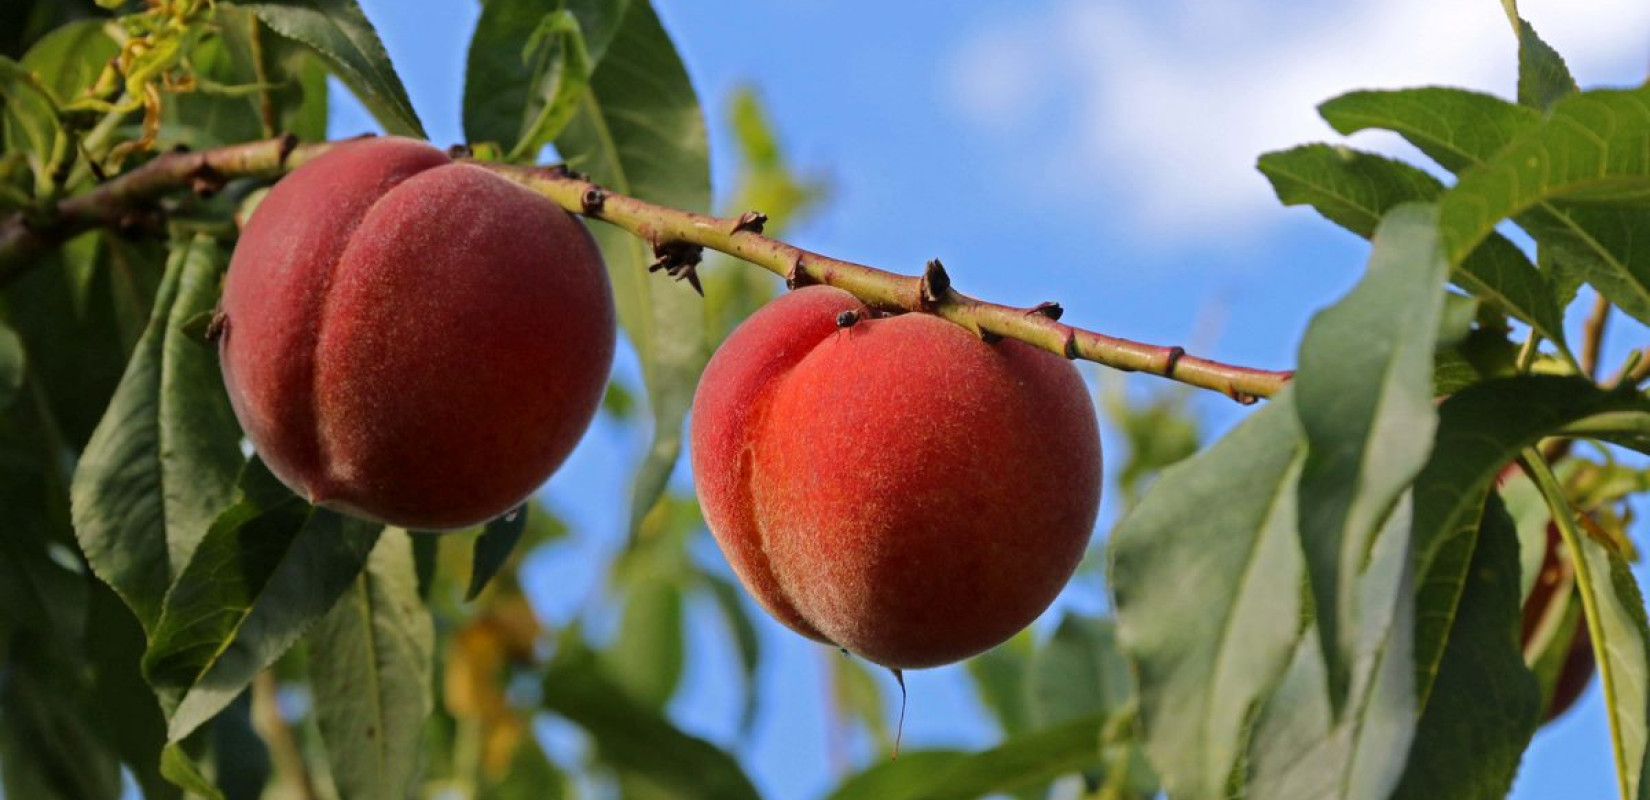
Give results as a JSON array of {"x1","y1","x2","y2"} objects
[
  {"x1": 0, "y1": 136, "x2": 1293, "y2": 402},
  {"x1": 1582, "y1": 292, "x2": 1612, "y2": 380}
]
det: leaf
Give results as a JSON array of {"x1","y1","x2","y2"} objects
[
  {"x1": 1110, "y1": 395, "x2": 1306, "y2": 800},
  {"x1": 0, "y1": 319, "x2": 22, "y2": 412},
  {"x1": 1294, "y1": 202, "x2": 1448, "y2": 709},
  {"x1": 142, "y1": 457, "x2": 382, "y2": 742},
  {"x1": 1257, "y1": 145, "x2": 1567, "y2": 351},
  {"x1": 0, "y1": 646, "x2": 124, "y2": 800},
  {"x1": 540, "y1": 645, "x2": 761, "y2": 800},
  {"x1": 1320, "y1": 88, "x2": 1537, "y2": 175},
  {"x1": 480, "y1": 736, "x2": 567, "y2": 800},
  {"x1": 1244, "y1": 495, "x2": 1418, "y2": 800},
  {"x1": 703, "y1": 573, "x2": 763, "y2": 735},
  {"x1": 1028, "y1": 615, "x2": 1133, "y2": 729},
  {"x1": 965, "y1": 630, "x2": 1034, "y2": 737},
  {"x1": 1391, "y1": 495, "x2": 1541, "y2": 799},
  {"x1": 70, "y1": 235, "x2": 242, "y2": 633},
  {"x1": 241, "y1": 0, "x2": 423, "y2": 137},
  {"x1": 552, "y1": 0, "x2": 710, "y2": 532},
  {"x1": 832, "y1": 654, "x2": 892, "y2": 750},
  {"x1": 823, "y1": 714, "x2": 1106, "y2": 800},
  {"x1": 1501, "y1": 2, "x2": 1577, "y2": 111},
  {"x1": 1527, "y1": 454, "x2": 1650, "y2": 799},
  {"x1": 467, "y1": 503, "x2": 528, "y2": 600},
  {"x1": 1409, "y1": 376, "x2": 1650, "y2": 689},
  {"x1": 159, "y1": 743, "x2": 224, "y2": 800},
  {"x1": 1435, "y1": 86, "x2": 1650, "y2": 318},
  {"x1": 308, "y1": 528, "x2": 434, "y2": 800},
  {"x1": 158, "y1": 8, "x2": 329, "y2": 149},
  {"x1": 87, "y1": 582, "x2": 180, "y2": 800},
  {"x1": 0, "y1": 54, "x2": 63, "y2": 194},
  {"x1": 606, "y1": 577, "x2": 685, "y2": 708}
]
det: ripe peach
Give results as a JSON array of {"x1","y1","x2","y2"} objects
[
  {"x1": 691, "y1": 286, "x2": 1102, "y2": 669},
  {"x1": 219, "y1": 136, "x2": 614, "y2": 530}
]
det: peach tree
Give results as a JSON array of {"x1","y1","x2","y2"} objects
[{"x1": 0, "y1": 1, "x2": 1647, "y2": 799}]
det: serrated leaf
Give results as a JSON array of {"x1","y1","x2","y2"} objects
[
  {"x1": 70, "y1": 235, "x2": 242, "y2": 633},
  {"x1": 1523, "y1": 453, "x2": 1650, "y2": 800},
  {"x1": 1434, "y1": 87, "x2": 1650, "y2": 323},
  {"x1": 467, "y1": 503, "x2": 528, "y2": 600},
  {"x1": 241, "y1": 0, "x2": 423, "y2": 137},
  {"x1": 540, "y1": 645, "x2": 761, "y2": 800},
  {"x1": 1321, "y1": 88, "x2": 1537, "y2": 176},
  {"x1": 309, "y1": 528, "x2": 433, "y2": 800},
  {"x1": 823, "y1": 714, "x2": 1106, "y2": 800},
  {"x1": 552, "y1": 0, "x2": 710, "y2": 532},
  {"x1": 1501, "y1": 2, "x2": 1577, "y2": 111},
  {"x1": 1294, "y1": 202, "x2": 1447, "y2": 710},
  {"x1": 1110, "y1": 395, "x2": 1306, "y2": 800},
  {"x1": 142, "y1": 458, "x2": 381, "y2": 742},
  {"x1": 1258, "y1": 145, "x2": 1567, "y2": 351},
  {"x1": 1391, "y1": 495, "x2": 1540, "y2": 799}
]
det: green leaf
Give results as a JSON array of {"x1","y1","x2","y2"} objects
[
  {"x1": 70, "y1": 234, "x2": 242, "y2": 633},
  {"x1": 1409, "y1": 376, "x2": 1650, "y2": 690},
  {"x1": 1244, "y1": 494, "x2": 1417, "y2": 800},
  {"x1": 1526, "y1": 454, "x2": 1650, "y2": 800},
  {"x1": 1391, "y1": 495, "x2": 1540, "y2": 799},
  {"x1": 1294, "y1": 202, "x2": 1448, "y2": 709},
  {"x1": 832, "y1": 654, "x2": 893, "y2": 751},
  {"x1": 823, "y1": 714, "x2": 1106, "y2": 800},
  {"x1": 0, "y1": 53, "x2": 64, "y2": 195},
  {"x1": 1435, "y1": 86, "x2": 1650, "y2": 316},
  {"x1": 552, "y1": 0, "x2": 710, "y2": 532},
  {"x1": 540, "y1": 645, "x2": 761, "y2": 800},
  {"x1": 467, "y1": 503, "x2": 528, "y2": 600},
  {"x1": 1258, "y1": 145, "x2": 1567, "y2": 352},
  {"x1": 241, "y1": 0, "x2": 423, "y2": 137},
  {"x1": 87, "y1": 582, "x2": 180, "y2": 800},
  {"x1": 606, "y1": 576, "x2": 685, "y2": 708},
  {"x1": 1320, "y1": 88, "x2": 1537, "y2": 175},
  {"x1": 1501, "y1": 1, "x2": 1577, "y2": 111},
  {"x1": 1028, "y1": 615, "x2": 1133, "y2": 729},
  {"x1": 965, "y1": 630, "x2": 1034, "y2": 736},
  {"x1": 142, "y1": 458, "x2": 382, "y2": 742},
  {"x1": 308, "y1": 527, "x2": 434, "y2": 800},
  {"x1": 480, "y1": 736, "x2": 567, "y2": 800},
  {"x1": 1110, "y1": 395, "x2": 1306, "y2": 800},
  {"x1": 702, "y1": 572, "x2": 763, "y2": 735},
  {"x1": 159, "y1": 743, "x2": 225, "y2": 800},
  {"x1": 0, "y1": 319, "x2": 22, "y2": 411},
  {"x1": 158, "y1": 8, "x2": 329, "y2": 148}
]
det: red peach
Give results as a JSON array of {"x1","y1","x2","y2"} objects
[
  {"x1": 219, "y1": 137, "x2": 614, "y2": 530},
  {"x1": 691, "y1": 286, "x2": 1102, "y2": 668}
]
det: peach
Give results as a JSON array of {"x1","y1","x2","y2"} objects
[
  {"x1": 218, "y1": 136, "x2": 614, "y2": 530},
  {"x1": 691, "y1": 286, "x2": 1101, "y2": 668}
]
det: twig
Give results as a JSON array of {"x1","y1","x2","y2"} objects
[{"x1": 0, "y1": 136, "x2": 1293, "y2": 402}]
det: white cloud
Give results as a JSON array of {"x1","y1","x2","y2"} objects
[{"x1": 947, "y1": 0, "x2": 1650, "y2": 238}]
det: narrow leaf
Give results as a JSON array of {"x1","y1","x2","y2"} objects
[
  {"x1": 467, "y1": 503, "x2": 528, "y2": 600},
  {"x1": 71, "y1": 235, "x2": 243, "y2": 633},
  {"x1": 552, "y1": 0, "x2": 711, "y2": 531},
  {"x1": 1501, "y1": 1, "x2": 1578, "y2": 111},
  {"x1": 1294, "y1": 202, "x2": 1448, "y2": 709},
  {"x1": 241, "y1": 0, "x2": 424, "y2": 137},
  {"x1": 1110, "y1": 395, "x2": 1306, "y2": 800},
  {"x1": 1527, "y1": 454, "x2": 1650, "y2": 800},
  {"x1": 1258, "y1": 144, "x2": 1567, "y2": 352},
  {"x1": 0, "y1": 319, "x2": 22, "y2": 410},
  {"x1": 1320, "y1": 88, "x2": 1537, "y2": 175},
  {"x1": 159, "y1": 744, "x2": 225, "y2": 800},
  {"x1": 540, "y1": 646, "x2": 761, "y2": 800},
  {"x1": 143, "y1": 458, "x2": 382, "y2": 742},
  {"x1": 309, "y1": 528, "x2": 434, "y2": 800},
  {"x1": 1391, "y1": 496, "x2": 1541, "y2": 799},
  {"x1": 823, "y1": 714, "x2": 1106, "y2": 800}
]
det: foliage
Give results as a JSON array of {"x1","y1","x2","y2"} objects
[{"x1": 1, "y1": 0, "x2": 1649, "y2": 799}]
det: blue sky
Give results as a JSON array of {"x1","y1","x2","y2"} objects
[{"x1": 334, "y1": 1, "x2": 1650, "y2": 797}]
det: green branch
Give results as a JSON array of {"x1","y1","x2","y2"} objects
[{"x1": 0, "y1": 136, "x2": 1293, "y2": 402}]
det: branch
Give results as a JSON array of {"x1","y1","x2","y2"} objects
[{"x1": 0, "y1": 136, "x2": 1292, "y2": 402}]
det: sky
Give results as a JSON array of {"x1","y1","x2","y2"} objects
[{"x1": 333, "y1": 1, "x2": 1650, "y2": 798}]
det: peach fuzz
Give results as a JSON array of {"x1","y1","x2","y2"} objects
[
  {"x1": 691, "y1": 286, "x2": 1101, "y2": 669},
  {"x1": 219, "y1": 136, "x2": 614, "y2": 530}
]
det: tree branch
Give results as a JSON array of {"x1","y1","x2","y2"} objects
[{"x1": 0, "y1": 136, "x2": 1293, "y2": 402}]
